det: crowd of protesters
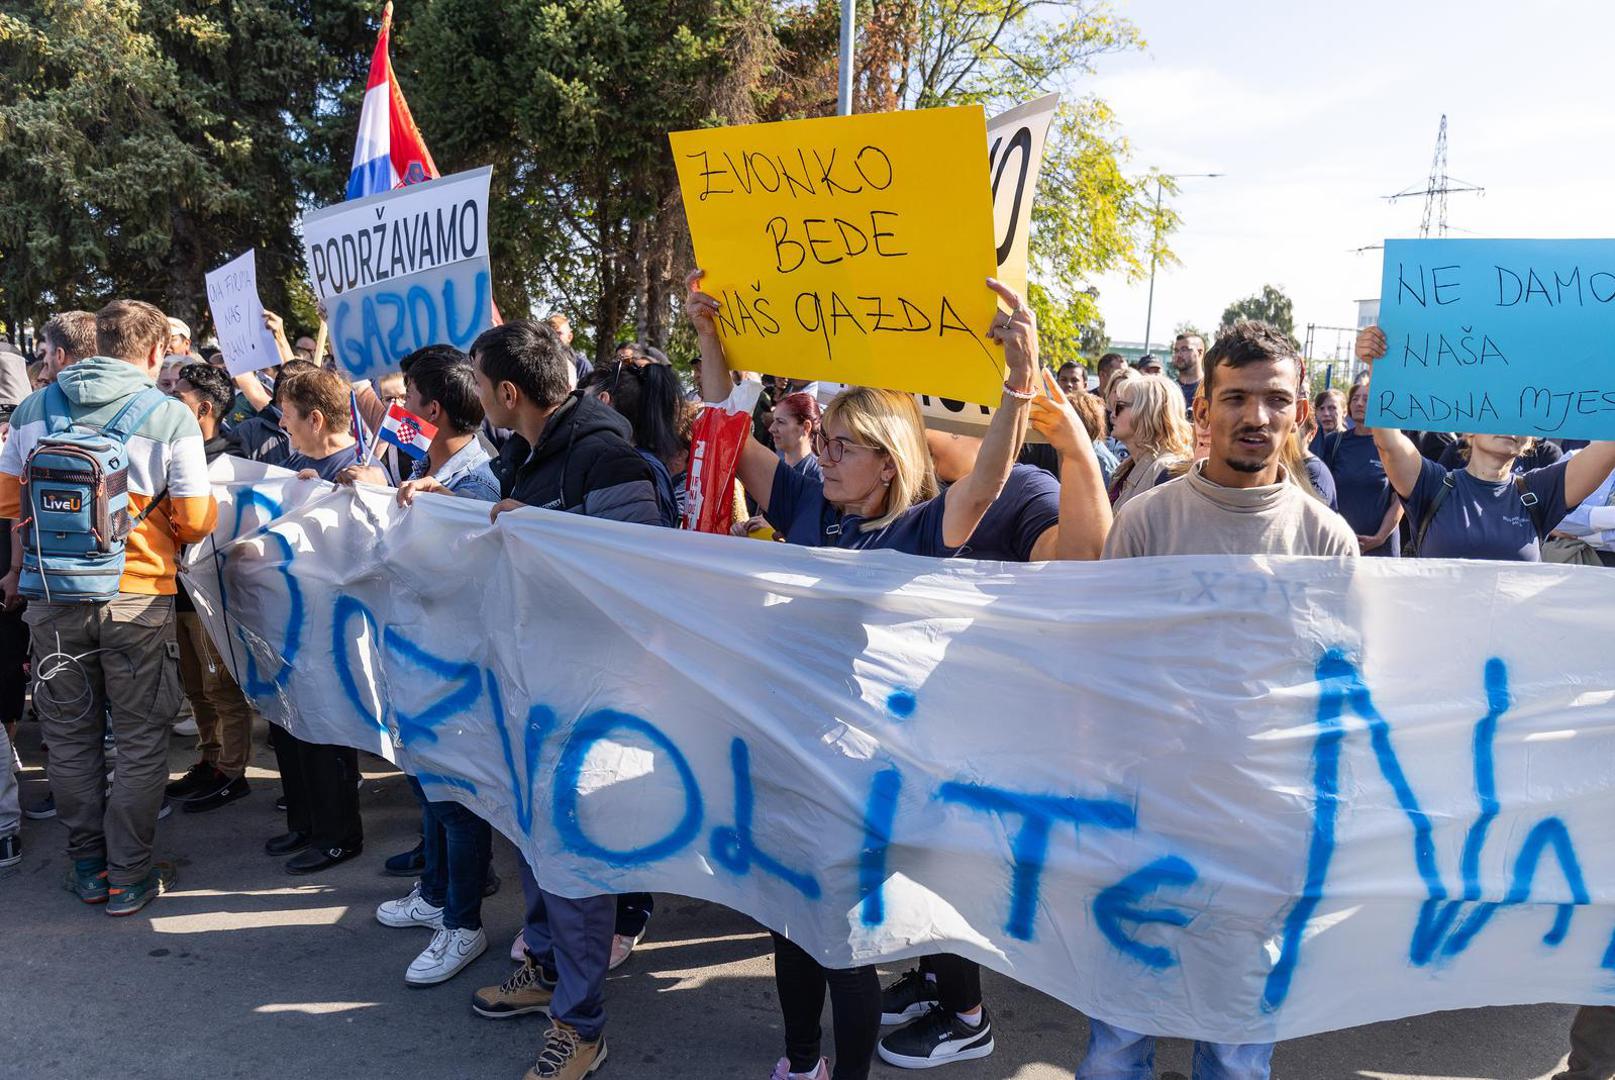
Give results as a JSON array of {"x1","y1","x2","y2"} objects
[{"x1": 0, "y1": 284, "x2": 1612, "y2": 1080}]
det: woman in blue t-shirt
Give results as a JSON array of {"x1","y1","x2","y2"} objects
[
  {"x1": 1357, "y1": 327, "x2": 1615, "y2": 560},
  {"x1": 686, "y1": 270, "x2": 1107, "y2": 1080},
  {"x1": 1317, "y1": 377, "x2": 1403, "y2": 555}
]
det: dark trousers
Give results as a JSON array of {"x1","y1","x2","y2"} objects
[
  {"x1": 407, "y1": 775, "x2": 491, "y2": 931},
  {"x1": 920, "y1": 953, "x2": 982, "y2": 1012},
  {"x1": 1557, "y1": 1006, "x2": 1615, "y2": 1080},
  {"x1": 0, "y1": 606, "x2": 28, "y2": 724},
  {"x1": 615, "y1": 892, "x2": 654, "y2": 937},
  {"x1": 772, "y1": 932, "x2": 881, "y2": 1080},
  {"x1": 270, "y1": 723, "x2": 362, "y2": 851},
  {"x1": 520, "y1": 861, "x2": 613, "y2": 1041}
]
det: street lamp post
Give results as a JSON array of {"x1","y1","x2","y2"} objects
[{"x1": 1143, "y1": 172, "x2": 1222, "y2": 355}]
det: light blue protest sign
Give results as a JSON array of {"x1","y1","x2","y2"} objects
[
  {"x1": 299, "y1": 166, "x2": 495, "y2": 380},
  {"x1": 1368, "y1": 238, "x2": 1615, "y2": 440}
]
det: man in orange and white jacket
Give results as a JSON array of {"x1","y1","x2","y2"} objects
[{"x1": 0, "y1": 299, "x2": 217, "y2": 916}]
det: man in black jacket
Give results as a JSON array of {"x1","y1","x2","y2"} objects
[{"x1": 467, "y1": 320, "x2": 657, "y2": 1080}]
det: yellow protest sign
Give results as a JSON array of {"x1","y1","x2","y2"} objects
[{"x1": 670, "y1": 106, "x2": 1004, "y2": 405}]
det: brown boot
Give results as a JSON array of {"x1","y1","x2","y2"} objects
[
  {"x1": 523, "y1": 1023, "x2": 607, "y2": 1080},
  {"x1": 472, "y1": 954, "x2": 554, "y2": 1019}
]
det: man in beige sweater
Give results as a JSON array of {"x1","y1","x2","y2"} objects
[
  {"x1": 1080, "y1": 319, "x2": 1356, "y2": 1080},
  {"x1": 1102, "y1": 320, "x2": 1357, "y2": 560}
]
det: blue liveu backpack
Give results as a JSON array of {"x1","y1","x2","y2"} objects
[{"x1": 19, "y1": 383, "x2": 170, "y2": 603}]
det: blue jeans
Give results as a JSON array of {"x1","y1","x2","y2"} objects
[
  {"x1": 1076, "y1": 1019, "x2": 1274, "y2": 1080},
  {"x1": 407, "y1": 776, "x2": 491, "y2": 932},
  {"x1": 520, "y1": 861, "x2": 613, "y2": 1041}
]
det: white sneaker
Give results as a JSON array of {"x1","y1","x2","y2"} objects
[
  {"x1": 405, "y1": 926, "x2": 487, "y2": 986},
  {"x1": 172, "y1": 717, "x2": 199, "y2": 736},
  {"x1": 376, "y1": 883, "x2": 445, "y2": 929},
  {"x1": 609, "y1": 930, "x2": 644, "y2": 971}
]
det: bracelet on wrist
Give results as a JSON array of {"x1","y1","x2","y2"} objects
[{"x1": 1002, "y1": 381, "x2": 1036, "y2": 401}]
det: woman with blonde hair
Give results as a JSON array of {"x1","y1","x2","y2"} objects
[
  {"x1": 686, "y1": 269, "x2": 1106, "y2": 1080},
  {"x1": 1104, "y1": 371, "x2": 1195, "y2": 508}
]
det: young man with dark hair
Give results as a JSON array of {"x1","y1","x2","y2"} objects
[
  {"x1": 1171, "y1": 331, "x2": 1206, "y2": 409},
  {"x1": 267, "y1": 367, "x2": 364, "y2": 874},
  {"x1": 1082, "y1": 318, "x2": 1356, "y2": 1080},
  {"x1": 0, "y1": 298, "x2": 217, "y2": 915},
  {"x1": 164, "y1": 363, "x2": 254, "y2": 814},
  {"x1": 1056, "y1": 360, "x2": 1088, "y2": 398},
  {"x1": 468, "y1": 319, "x2": 659, "y2": 1080},
  {"x1": 356, "y1": 346, "x2": 503, "y2": 985}
]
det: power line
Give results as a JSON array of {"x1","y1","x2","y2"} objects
[{"x1": 1383, "y1": 114, "x2": 1484, "y2": 237}]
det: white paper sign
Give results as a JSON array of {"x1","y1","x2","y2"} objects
[
  {"x1": 204, "y1": 249, "x2": 281, "y2": 376},
  {"x1": 298, "y1": 166, "x2": 494, "y2": 382},
  {"x1": 987, "y1": 91, "x2": 1060, "y2": 298},
  {"x1": 184, "y1": 455, "x2": 1615, "y2": 1045}
]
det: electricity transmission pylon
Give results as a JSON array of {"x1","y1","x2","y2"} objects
[{"x1": 1384, "y1": 114, "x2": 1484, "y2": 236}]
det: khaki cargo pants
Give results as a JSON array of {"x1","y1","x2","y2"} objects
[{"x1": 27, "y1": 594, "x2": 184, "y2": 887}]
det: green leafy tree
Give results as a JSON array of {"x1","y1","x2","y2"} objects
[
  {"x1": 403, "y1": 0, "x2": 783, "y2": 362},
  {"x1": 0, "y1": 0, "x2": 373, "y2": 335},
  {"x1": 1220, "y1": 284, "x2": 1298, "y2": 346},
  {"x1": 852, "y1": 0, "x2": 1175, "y2": 358}
]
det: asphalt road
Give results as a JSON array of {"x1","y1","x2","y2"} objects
[{"x1": 0, "y1": 719, "x2": 1584, "y2": 1080}]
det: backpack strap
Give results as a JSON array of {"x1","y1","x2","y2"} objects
[
  {"x1": 40, "y1": 382, "x2": 75, "y2": 435},
  {"x1": 1408, "y1": 472, "x2": 1456, "y2": 558},
  {"x1": 1513, "y1": 474, "x2": 1549, "y2": 540},
  {"x1": 99, "y1": 386, "x2": 170, "y2": 444}
]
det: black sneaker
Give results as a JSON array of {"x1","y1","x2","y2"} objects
[
  {"x1": 880, "y1": 968, "x2": 940, "y2": 1025},
  {"x1": 183, "y1": 774, "x2": 250, "y2": 814},
  {"x1": 166, "y1": 762, "x2": 221, "y2": 800},
  {"x1": 0, "y1": 833, "x2": 19, "y2": 868},
  {"x1": 23, "y1": 793, "x2": 55, "y2": 820},
  {"x1": 876, "y1": 1005, "x2": 995, "y2": 1069},
  {"x1": 384, "y1": 839, "x2": 426, "y2": 877},
  {"x1": 274, "y1": 794, "x2": 287, "y2": 812}
]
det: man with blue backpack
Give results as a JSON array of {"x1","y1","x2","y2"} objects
[{"x1": 0, "y1": 299, "x2": 217, "y2": 917}]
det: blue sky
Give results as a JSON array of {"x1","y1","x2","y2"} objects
[{"x1": 1080, "y1": 0, "x2": 1615, "y2": 362}]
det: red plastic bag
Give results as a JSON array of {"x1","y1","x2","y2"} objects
[{"x1": 683, "y1": 381, "x2": 762, "y2": 534}]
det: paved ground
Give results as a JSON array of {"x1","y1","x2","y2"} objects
[{"x1": 0, "y1": 718, "x2": 1585, "y2": 1080}]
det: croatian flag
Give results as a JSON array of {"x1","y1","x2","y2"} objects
[
  {"x1": 377, "y1": 403, "x2": 438, "y2": 460},
  {"x1": 345, "y1": 2, "x2": 438, "y2": 200}
]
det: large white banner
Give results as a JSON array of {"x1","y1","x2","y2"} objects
[{"x1": 185, "y1": 456, "x2": 1615, "y2": 1044}]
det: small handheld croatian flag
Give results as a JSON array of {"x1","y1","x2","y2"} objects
[
  {"x1": 377, "y1": 402, "x2": 437, "y2": 461},
  {"x1": 346, "y1": 2, "x2": 438, "y2": 200}
]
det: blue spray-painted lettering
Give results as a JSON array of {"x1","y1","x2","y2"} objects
[
  {"x1": 552, "y1": 710, "x2": 703, "y2": 867},
  {"x1": 332, "y1": 268, "x2": 491, "y2": 377},
  {"x1": 330, "y1": 595, "x2": 385, "y2": 731},
  {"x1": 1093, "y1": 856, "x2": 1198, "y2": 969},
  {"x1": 234, "y1": 490, "x2": 301, "y2": 697},
  {"x1": 937, "y1": 781, "x2": 1134, "y2": 941},
  {"x1": 486, "y1": 669, "x2": 554, "y2": 835},
  {"x1": 859, "y1": 768, "x2": 902, "y2": 927},
  {"x1": 1266, "y1": 650, "x2": 1586, "y2": 1012},
  {"x1": 380, "y1": 625, "x2": 481, "y2": 748},
  {"x1": 1443, "y1": 817, "x2": 1589, "y2": 955},
  {"x1": 710, "y1": 738, "x2": 821, "y2": 899},
  {"x1": 444, "y1": 271, "x2": 490, "y2": 348}
]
